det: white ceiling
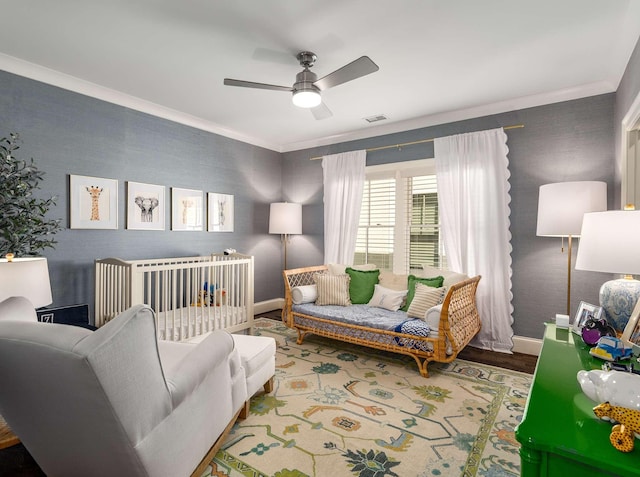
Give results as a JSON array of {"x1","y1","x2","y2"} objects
[{"x1": 1, "y1": 0, "x2": 640, "y2": 152}]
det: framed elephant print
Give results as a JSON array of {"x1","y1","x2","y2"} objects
[
  {"x1": 70, "y1": 174, "x2": 118, "y2": 229},
  {"x1": 171, "y1": 187, "x2": 204, "y2": 231},
  {"x1": 127, "y1": 181, "x2": 165, "y2": 230},
  {"x1": 208, "y1": 192, "x2": 234, "y2": 232}
]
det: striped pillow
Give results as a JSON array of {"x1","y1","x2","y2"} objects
[
  {"x1": 407, "y1": 283, "x2": 445, "y2": 319},
  {"x1": 314, "y1": 273, "x2": 351, "y2": 306}
]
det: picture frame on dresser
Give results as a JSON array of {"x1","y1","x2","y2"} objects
[
  {"x1": 572, "y1": 301, "x2": 603, "y2": 335},
  {"x1": 621, "y1": 300, "x2": 640, "y2": 347}
]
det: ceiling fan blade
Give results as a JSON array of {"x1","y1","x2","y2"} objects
[
  {"x1": 311, "y1": 102, "x2": 333, "y2": 121},
  {"x1": 223, "y1": 78, "x2": 292, "y2": 92},
  {"x1": 313, "y1": 56, "x2": 379, "y2": 91}
]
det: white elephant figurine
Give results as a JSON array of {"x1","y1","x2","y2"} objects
[{"x1": 577, "y1": 369, "x2": 640, "y2": 410}]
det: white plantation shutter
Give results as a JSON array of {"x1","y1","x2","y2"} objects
[
  {"x1": 355, "y1": 161, "x2": 443, "y2": 273},
  {"x1": 407, "y1": 175, "x2": 444, "y2": 270},
  {"x1": 355, "y1": 178, "x2": 396, "y2": 270}
]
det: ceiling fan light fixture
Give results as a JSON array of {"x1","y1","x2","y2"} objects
[{"x1": 292, "y1": 88, "x2": 321, "y2": 108}]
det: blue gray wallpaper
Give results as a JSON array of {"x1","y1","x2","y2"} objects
[
  {"x1": 0, "y1": 70, "x2": 283, "y2": 312},
  {"x1": 0, "y1": 66, "x2": 631, "y2": 340}
]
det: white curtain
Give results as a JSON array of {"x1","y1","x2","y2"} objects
[
  {"x1": 434, "y1": 128, "x2": 514, "y2": 352},
  {"x1": 322, "y1": 150, "x2": 366, "y2": 264}
]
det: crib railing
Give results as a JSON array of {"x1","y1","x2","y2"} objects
[{"x1": 95, "y1": 253, "x2": 254, "y2": 340}]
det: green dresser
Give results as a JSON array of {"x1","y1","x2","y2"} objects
[{"x1": 515, "y1": 324, "x2": 640, "y2": 476}]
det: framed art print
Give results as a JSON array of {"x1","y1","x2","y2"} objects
[
  {"x1": 127, "y1": 181, "x2": 165, "y2": 230},
  {"x1": 70, "y1": 174, "x2": 118, "y2": 229},
  {"x1": 171, "y1": 187, "x2": 203, "y2": 231},
  {"x1": 622, "y1": 300, "x2": 640, "y2": 348},
  {"x1": 208, "y1": 192, "x2": 234, "y2": 232}
]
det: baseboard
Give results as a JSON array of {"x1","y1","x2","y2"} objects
[
  {"x1": 254, "y1": 299, "x2": 543, "y2": 357},
  {"x1": 512, "y1": 335, "x2": 542, "y2": 356},
  {"x1": 254, "y1": 299, "x2": 284, "y2": 316}
]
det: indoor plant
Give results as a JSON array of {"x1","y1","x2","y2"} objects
[{"x1": 0, "y1": 133, "x2": 62, "y2": 256}]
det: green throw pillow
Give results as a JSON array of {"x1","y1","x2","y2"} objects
[
  {"x1": 402, "y1": 274, "x2": 445, "y2": 311},
  {"x1": 345, "y1": 267, "x2": 380, "y2": 304}
]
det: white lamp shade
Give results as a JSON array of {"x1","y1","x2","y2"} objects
[
  {"x1": 575, "y1": 210, "x2": 640, "y2": 275},
  {"x1": 536, "y1": 181, "x2": 607, "y2": 237},
  {"x1": 0, "y1": 257, "x2": 53, "y2": 308},
  {"x1": 269, "y1": 203, "x2": 302, "y2": 235}
]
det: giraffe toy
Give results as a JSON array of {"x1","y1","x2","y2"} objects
[
  {"x1": 593, "y1": 402, "x2": 640, "y2": 452},
  {"x1": 86, "y1": 186, "x2": 103, "y2": 221}
]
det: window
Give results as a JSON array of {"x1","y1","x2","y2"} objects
[{"x1": 354, "y1": 159, "x2": 445, "y2": 273}]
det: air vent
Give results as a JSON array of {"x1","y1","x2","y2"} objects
[{"x1": 364, "y1": 114, "x2": 388, "y2": 123}]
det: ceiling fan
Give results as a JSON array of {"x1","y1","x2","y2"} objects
[{"x1": 223, "y1": 51, "x2": 379, "y2": 120}]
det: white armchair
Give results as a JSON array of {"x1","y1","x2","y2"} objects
[{"x1": 0, "y1": 299, "x2": 248, "y2": 477}]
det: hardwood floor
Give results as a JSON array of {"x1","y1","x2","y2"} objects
[{"x1": 257, "y1": 309, "x2": 538, "y2": 375}]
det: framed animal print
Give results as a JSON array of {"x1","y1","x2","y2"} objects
[
  {"x1": 171, "y1": 187, "x2": 203, "y2": 231},
  {"x1": 69, "y1": 174, "x2": 118, "y2": 229},
  {"x1": 208, "y1": 192, "x2": 234, "y2": 232},
  {"x1": 127, "y1": 182, "x2": 165, "y2": 230}
]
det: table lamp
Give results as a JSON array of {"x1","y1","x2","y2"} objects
[
  {"x1": 0, "y1": 255, "x2": 53, "y2": 308},
  {"x1": 269, "y1": 202, "x2": 302, "y2": 270},
  {"x1": 536, "y1": 181, "x2": 607, "y2": 315},
  {"x1": 575, "y1": 210, "x2": 640, "y2": 333}
]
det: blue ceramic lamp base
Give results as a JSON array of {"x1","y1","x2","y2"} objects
[{"x1": 599, "y1": 278, "x2": 640, "y2": 333}]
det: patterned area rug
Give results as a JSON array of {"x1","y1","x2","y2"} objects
[{"x1": 203, "y1": 318, "x2": 531, "y2": 477}]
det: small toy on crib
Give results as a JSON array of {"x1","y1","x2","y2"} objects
[{"x1": 224, "y1": 248, "x2": 236, "y2": 255}]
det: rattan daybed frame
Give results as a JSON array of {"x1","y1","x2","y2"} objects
[{"x1": 282, "y1": 265, "x2": 481, "y2": 378}]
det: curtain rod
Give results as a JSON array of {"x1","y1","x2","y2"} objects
[{"x1": 309, "y1": 124, "x2": 524, "y2": 160}]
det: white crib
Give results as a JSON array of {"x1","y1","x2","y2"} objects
[{"x1": 95, "y1": 253, "x2": 254, "y2": 341}]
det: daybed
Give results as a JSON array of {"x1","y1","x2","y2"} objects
[{"x1": 282, "y1": 265, "x2": 481, "y2": 377}]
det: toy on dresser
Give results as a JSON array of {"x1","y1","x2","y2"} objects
[{"x1": 577, "y1": 369, "x2": 640, "y2": 452}]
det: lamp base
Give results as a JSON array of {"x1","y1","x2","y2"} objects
[{"x1": 599, "y1": 278, "x2": 640, "y2": 333}]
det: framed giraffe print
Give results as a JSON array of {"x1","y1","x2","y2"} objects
[
  {"x1": 69, "y1": 174, "x2": 118, "y2": 229},
  {"x1": 127, "y1": 181, "x2": 165, "y2": 230},
  {"x1": 171, "y1": 187, "x2": 203, "y2": 231}
]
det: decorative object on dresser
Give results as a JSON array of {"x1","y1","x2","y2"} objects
[
  {"x1": 536, "y1": 181, "x2": 607, "y2": 315},
  {"x1": 575, "y1": 210, "x2": 640, "y2": 333},
  {"x1": 269, "y1": 202, "x2": 302, "y2": 270}
]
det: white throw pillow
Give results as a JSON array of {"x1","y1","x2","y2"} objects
[
  {"x1": 421, "y1": 264, "x2": 469, "y2": 288},
  {"x1": 407, "y1": 283, "x2": 445, "y2": 319},
  {"x1": 367, "y1": 284, "x2": 408, "y2": 312},
  {"x1": 378, "y1": 271, "x2": 409, "y2": 291},
  {"x1": 291, "y1": 285, "x2": 318, "y2": 304}
]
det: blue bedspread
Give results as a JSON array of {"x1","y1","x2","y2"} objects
[{"x1": 292, "y1": 303, "x2": 431, "y2": 337}]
